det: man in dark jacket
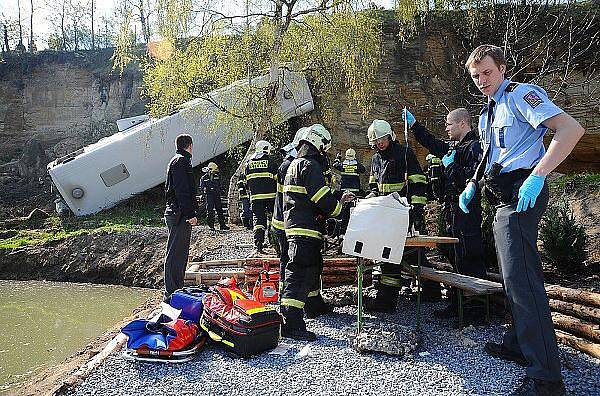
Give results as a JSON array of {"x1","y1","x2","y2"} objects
[
  {"x1": 199, "y1": 162, "x2": 229, "y2": 231},
  {"x1": 404, "y1": 108, "x2": 487, "y2": 319},
  {"x1": 332, "y1": 147, "x2": 366, "y2": 235},
  {"x1": 163, "y1": 134, "x2": 199, "y2": 302},
  {"x1": 281, "y1": 124, "x2": 354, "y2": 341}
]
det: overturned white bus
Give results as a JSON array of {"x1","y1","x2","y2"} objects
[{"x1": 47, "y1": 70, "x2": 314, "y2": 216}]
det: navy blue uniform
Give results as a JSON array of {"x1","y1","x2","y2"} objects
[
  {"x1": 478, "y1": 79, "x2": 563, "y2": 382},
  {"x1": 243, "y1": 153, "x2": 277, "y2": 250},
  {"x1": 199, "y1": 171, "x2": 226, "y2": 229}
]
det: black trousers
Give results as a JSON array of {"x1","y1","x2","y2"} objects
[
  {"x1": 280, "y1": 238, "x2": 323, "y2": 328},
  {"x1": 375, "y1": 249, "x2": 441, "y2": 299},
  {"x1": 240, "y1": 197, "x2": 252, "y2": 228},
  {"x1": 251, "y1": 198, "x2": 274, "y2": 248},
  {"x1": 493, "y1": 184, "x2": 561, "y2": 381},
  {"x1": 276, "y1": 231, "x2": 290, "y2": 291},
  {"x1": 206, "y1": 193, "x2": 225, "y2": 228},
  {"x1": 163, "y1": 213, "x2": 192, "y2": 300},
  {"x1": 449, "y1": 200, "x2": 487, "y2": 278}
]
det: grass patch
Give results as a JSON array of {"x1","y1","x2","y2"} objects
[{"x1": 549, "y1": 173, "x2": 600, "y2": 194}]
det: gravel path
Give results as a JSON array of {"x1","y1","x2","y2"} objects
[{"x1": 68, "y1": 229, "x2": 600, "y2": 396}]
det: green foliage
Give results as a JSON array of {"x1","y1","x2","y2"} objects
[
  {"x1": 549, "y1": 173, "x2": 600, "y2": 195},
  {"x1": 539, "y1": 198, "x2": 588, "y2": 274},
  {"x1": 480, "y1": 195, "x2": 498, "y2": 271}
]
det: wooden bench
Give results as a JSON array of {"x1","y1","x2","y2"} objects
[{"x1": 418, "y1": 266, "x2": 504, "y2": 328}]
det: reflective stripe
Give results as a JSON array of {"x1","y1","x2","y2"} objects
[
  {"x1": 311, "y1": 185, "x2": 330, "y2": 203},
  {"x1": 430, "y1": 158, "x2": 442, "y2": 164},
  {"x1": 254, "y1": 224, "x2": 265, "y2": 231},
  {"x1": 285, "y1": 227, "x2": 323, "y2": 240},
  {"x1": 200, "y1": 323, "x2": 234, "y2": 346},
  {"x1": 331, "y1": 201, "x2": 342, "y2": 217},
  {"x1": 239, "y1": 194, "x2": 248, "y2": 199},
  {"x1": 277, "y1": 183, "x2": 284, "y2": 193},
  {"x1": 284, "y1": 185, "x2": 307, "y2": 194},
  {"x1": 369, "y1": 175, "x2": 376, "y2": 184},
  {"x1": 340, "y1": 171, "x2": 359, "y2": 176},
  {"x1": 307, "y1": 289, "x2": 320, "y2": 297},
  {"x1": 342, "y1": 188, "x2": 361, "y2": 192},
  {"x1": 380, "y1": 275, "x2": 404, "y2": 287},
  {"x1": 411, "y1": 195, "x2": 427, "y2": 205},
  {"x1": 250, "y1": 193, "x2": 276, "y2": 201},
  {"x1": 271, "y1": 217, "x2": 284, "y2": 230},
  {"x1": 246, "y1": 306, "x2": 267, "y2": 315},
  {"x1": 281, "y1": 298, "x2": 305, "y2": 309},
  {"x1": 378, "y1": 182, "x2": 405, "y2": 193},
  {"x1": 246, "y1": 172, "x2": 275, "y2": 180},
  {"x1": 408, "y1": 174, "x2": 427, "y2": 184}
]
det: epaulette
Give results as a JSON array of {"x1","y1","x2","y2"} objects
[
  {"x1": 480, "y1": 104, "x2": 488, "y2": 115},
  {"x1": 505, "y1": 82, "x2": 519, "y2": 92}
]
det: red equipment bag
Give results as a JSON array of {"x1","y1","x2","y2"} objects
[
  {"x1": 200, "y1": 278, "x2": 281, "y2": 357},
  {"x1": 252, "y1": 263, "x2": 280, "y2": 304}
]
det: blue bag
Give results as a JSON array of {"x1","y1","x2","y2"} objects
[{"x1": 169, "y1": 287, "x2": 207, "y2": 324}]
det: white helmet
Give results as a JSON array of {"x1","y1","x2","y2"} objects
[
  {"x1": 345, "y1": 148, "x2": 356, "y2": 161},
  {"x1": 367, "y1": 119, "x2": 396, "y2": 146},
  {"x1": 299, "y1": 124, "x2": 332, "y2": 152},
  {"x1": 207, "y1": 162, "x2": 218, "y2": 172},
  {"x1": 281, "y1": 127, "x2": 308, "y2": 155},
  {"x1": 255, "y1": 140, "x2": 272, "y2": 155}
]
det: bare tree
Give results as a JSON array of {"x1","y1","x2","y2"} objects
[
  {"x1": 16, "y1": 0, "x2": 25, "y2": 51},
  {"x1": 29, "y1": 0, "x2": 33, "y2": 51},
  {"x1": 91, "y1": 0, "x2": 94, "y2": 49}
]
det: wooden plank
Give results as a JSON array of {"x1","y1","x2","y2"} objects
[
  {"x1": 552, "y1": 313, "x2": 600, "y2": 343},
  {"x1": 546, "y1": 284, "x2": 600, "y2": 309},
  {"x1": 419, "y1": 267, "x2": 503, "y2": 295},
  {"x1": 405, "y1": 236, "x2": 459, "y2": 248},
  {"x1": 548, "y1": 299, "x2": 600, "y2": 325}
]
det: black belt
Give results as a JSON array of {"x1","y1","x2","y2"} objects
[{"x1": 483, "y1": 168, "x2": 532, "y2": 206}]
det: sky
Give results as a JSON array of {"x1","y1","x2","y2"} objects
[{"x1": 0, "y1": 0, "x2": 396, "y2": 50}]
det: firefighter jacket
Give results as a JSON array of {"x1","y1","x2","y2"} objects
[
  {"x1": 271, "y1": 156, "x2": 294, "y2": 234},
  {"x1": 369, "y1": 140, "x2": 427, "y2": 207},
  {"x1": 242, "y1": 152, "x2": 277, "y2": 201},
  {"x1": 164, "y1": 149, "x2": 199, "y2": 220},
  {"x1": 199, "y1": 172, "x2": 222, "y2": 196},
  {"x1": 332, "y1": 159, "x2": 366, "y2": 192},
  {"x1": 283, "y1": 145, "x2": 342, "y2": 241},
  {"x1": 426, "y1": 155, "x2": 444, "y2": 201},
  {"x1": 411, "y1": 122, "x2": 482, "y2": 203},
  {"x1": 236, "y1": 178, "x2": 249, "y2": 199}
]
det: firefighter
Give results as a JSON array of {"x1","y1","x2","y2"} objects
[
  {"x1": 236, "y1": 178, "x2": 252, "y2": 229},
  {"x1": 281, "y1": 124, "x2": 355, "y2": 341},
  {"x1": 243, "y1": 140, "x2": 277, "y2": 252},
  {"x1": 272, "y1": 127, "x2": 306, "y2": 293},
  {"x1": 199, "y1": 162, "x2": 229, "y2": 231},
  {"x1": 425, "y1": 153, "x2": 444, "y2": 202},
  {"x1": 365, "y1": 119, "x2": 440, "y2": 313},
  {"x1": 404, "y1": 108, "x2": 487, "y2": 320},
  {"x1": 332, "y1": 147, "x2": 366, "y2": 234}
]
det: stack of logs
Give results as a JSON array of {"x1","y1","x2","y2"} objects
[{"x1": 545, "y1": 284, "x2": 600, "y2": 359}]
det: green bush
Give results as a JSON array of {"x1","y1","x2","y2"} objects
[
  {"x1": 481, "y1": 195, "x2": 498, "y2": 272},
  {"x1": 539, "y1": 199, "x2": 587, "y2": 274}
]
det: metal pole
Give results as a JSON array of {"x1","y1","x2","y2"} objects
[
  {"x1": 357, "y1": 257, "x2": 364, "y2": 333},
  {"x1": 416, "y1": 247, "x2": 422, "y2": 332}
]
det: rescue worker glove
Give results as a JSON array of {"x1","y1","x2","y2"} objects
[
  {"x1": 442, "y1": 150, "x2": 456, "y2": 167},
  {"x1": 401, "y1": 109, "x2": 416, "y2": 127},
  {"x1": 341, "y1": 191, "x2": 356, "y2": 203},
  {"x1": 516, "y1": 174, "x2": 545, "y2": 212},
  {"x1": 459, "y1": 181, "x2": 476, "y2": 213},
  {"x1": 365, "y1": 192, "x2": 377, "y2": 199}
]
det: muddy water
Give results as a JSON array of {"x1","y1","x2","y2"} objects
[{"x1": 0, "y1": 280, "x2": 153, "y2": 393}]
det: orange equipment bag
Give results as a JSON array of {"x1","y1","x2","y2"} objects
[{"x1": 252, "y1": 263, "x2": 280, "y2": 304}]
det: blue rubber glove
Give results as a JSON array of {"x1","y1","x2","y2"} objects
[
  {"x1": 442, "y1": 150, "x2": 456, "y2": 167},
  {"x1": 402, "y1": 109, "x2": 416, "y2": 127},
  {"x1": 459, "y1": 182, "x2": 476, "y2": 213},
  {"x1": 516, "y1": 174, "x2": 546, "y2": 212}
]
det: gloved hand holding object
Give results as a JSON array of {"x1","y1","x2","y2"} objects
[
  {"x1": 442, "y1": 150, "x2": 456, "y2": 167},
  {"x1": 516, "y1": 174, "x2": 545, "y2": 212},
  {"x1": 459, "y1": 181, "x2": 476, "y2": 213},
  {"x1": 401, "y1": 108, "x2": 416, "y2": 127}
]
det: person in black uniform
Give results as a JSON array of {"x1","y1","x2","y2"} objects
[
  {"x1": 163, "y1": 134, "x2": 199, "y2": 302},
  {"x1": 365, "y1": 119, "x2": 440, "y2": 313},
  {"x1": 281, "y1": 124, "x2": 355, "y2": 341},
  {"x1": 460, "y1": 45, "x2": 584, "y2": 395},
  {"x1": 242, "y1": 140, "x2": 278, "y2": 252},
  {"x1": 199, "y1": 162, "x2": 230, "y2": 231},
  {"x1": 237, "y1": 178, "x2": 252, "y2": 229},
  {"x1": 403, "y1": 108, "x2": 487, "y2": 319},
  {"x1": 332, "y1": 148, "x2": 366, "y2": 234}
]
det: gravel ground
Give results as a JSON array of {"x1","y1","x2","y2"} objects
[{"x1": 68, "y1": 229, "x2": 600, "y2": 396}]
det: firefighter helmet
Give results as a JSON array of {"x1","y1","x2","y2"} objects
[
  {"x1": 299, "y1": 124, "x2": 332, "y2": 152},
  {"x1": 281, "y1": 127, "x2": 308, "y2": 155},
  {"x1": 207, "y1": 162, "x2": 218, "y2": 172},
  {"x1": 255, "y1": 140, "x2": 272, "y2": 155},
  {"x1": 367, "y1": 119, "x2": 396, "y2": 146},
  {"x1": 345, "y1": 148, "x2": 356, "y2": 161}
]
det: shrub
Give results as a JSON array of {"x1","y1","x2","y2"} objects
[{"x1": 539, "y1": 199, "x2": 587, "y2": 274}]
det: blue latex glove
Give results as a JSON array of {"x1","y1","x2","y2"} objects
[
  {"x1": 459, "y1": 182, "x2": 476, "y2": 213},
  {"x1": 442, "y1": 150, "x2": 456, "y2": 167},
  {"x1": 516, "y1": 174, "x2": 546, "y2": 212},
  {"x1": 402, "y1": 109, "x2": 416, "y2": 127}
]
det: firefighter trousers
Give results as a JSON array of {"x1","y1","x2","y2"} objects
[
  {"x1": 280, "y1": 238, "x2": 323, "y2": 329},
  {"x1": 251, "y1": 198, "x2": 274, "y2": 249}
]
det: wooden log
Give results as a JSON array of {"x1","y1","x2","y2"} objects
[
  {"x1": 552, "y1": 313, "x2": 600, "y2": 343},
  {"x1": 548, "y1": 299, "x2": 600, "y2": 325},
  {"x1": 244, "y1": 266, "x2": 356, "y2": 276},
  {"x1": 555, "y1": 330, "x2": 600, "y2": 359},
  {"x1": 546, "y1": 284, "x2": 600, "y2": 309}
]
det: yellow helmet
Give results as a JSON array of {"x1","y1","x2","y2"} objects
[
  {"x1": 255, "y1": 140, "x2": 272, "y2": 155},
  {"x1": 367, "y1": 119, "x2": 396, "y2": 146},
  {"x1": 299, "y1": 124, "x2": 332, "y2": 152},
  {"x1": 345, "y1": 148, "x2": 356, "y2": 161}
]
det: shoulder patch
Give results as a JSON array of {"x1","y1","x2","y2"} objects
[
  {"x1": 505, "y1": 82, "x2": 519, "y2": 92},
  {"x1": 523, "y1": 90, "x2": 544, "y2": 108}
]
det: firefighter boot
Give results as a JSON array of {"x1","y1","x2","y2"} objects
[
  {"x1": 281, "y1": 306, "x2": 317, "y2": 342},
  {"x1": 305, "y1": 294, "x2": 334, "y2": 319},
  {"x1": 364, "y1": 287, "x2": 398, "y2": 314}
]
